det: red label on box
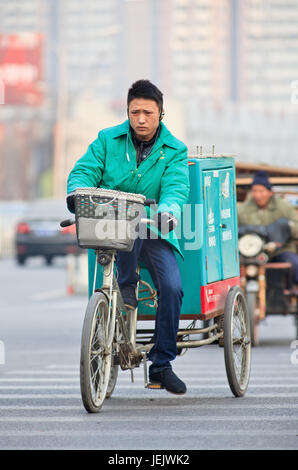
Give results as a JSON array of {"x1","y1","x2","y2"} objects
[{"x1": 200, "y1": 277, "x2": 240, "y2": 315}]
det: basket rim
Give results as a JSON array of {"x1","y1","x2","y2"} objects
[{"x1": 74, "y1": 187, "x2": 146, "y2": 203}]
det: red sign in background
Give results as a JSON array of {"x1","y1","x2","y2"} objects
[{"x1": 0, "y1": 33, "x2": 43, "y2": 106}]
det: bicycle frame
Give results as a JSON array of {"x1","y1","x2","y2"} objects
[{"x1": 92, "y1": 246, "x2": 226, "y2": 387}]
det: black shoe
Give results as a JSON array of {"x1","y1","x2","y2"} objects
[
  {"x1": 120, "y1": 285, "x2": 138, "y2": 309},
  {"x1": 149, "y1": 368, "x2": 187, "y2": 395}
]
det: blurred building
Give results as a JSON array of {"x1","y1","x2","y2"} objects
[
  {"x1": 0, "y1": 0, "x2": 53, "y2": 200},
  {"x1": 236, "y1": 0, "x2": 298, "y2": 108},
  {"x1": 122, "y1": 0, "x2": 231, "y2": 104},
  {"x1": 56, "y1": 0, "x2": 122, "y2": 100},
  {"x1": 192, "y1": 0, "x2": 298, "y2": 167},
  {"x1": 169, "y1": 0, "x2": 231, "y2": 105},
  {"x1": 0, "y1": 0, "x2": 298, "y2": 200}
]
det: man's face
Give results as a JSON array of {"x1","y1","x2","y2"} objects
[
  {"x1": 128, "y1": 98, "x2": 160, "y2": 141},
  {"x1": 251, "y1": 184, "x2": 273, "y2": 208}
]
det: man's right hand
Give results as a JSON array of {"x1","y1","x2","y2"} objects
[{"x1": 66, "y1": 192, "x2": 75, "y2": 213}]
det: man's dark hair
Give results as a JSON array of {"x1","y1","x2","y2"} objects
[{"x1": 127, "y1": 79, "x2": 163, "y2": 112}]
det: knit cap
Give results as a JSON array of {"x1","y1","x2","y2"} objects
[{"x1": 251, "y1": 170, "x2": 272, "y2": 190}]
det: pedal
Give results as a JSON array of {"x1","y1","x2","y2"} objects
[
  {"x1": 147, "y1": 382, "x2": 163, "y2": 390},
  {"x1": 142, "y1": 351, "x2": 163, "y2": 389}
]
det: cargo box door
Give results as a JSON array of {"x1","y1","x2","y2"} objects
[
  {"x1": 203, "y1": 170, "x2": 221, "y2": 283},
  {"x1": 219, "y1": 168, "x2": 239, "y2": 279}
]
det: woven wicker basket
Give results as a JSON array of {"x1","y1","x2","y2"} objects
[{"x1": 74, "y1": 188, "x2": 146, "y2": 251}]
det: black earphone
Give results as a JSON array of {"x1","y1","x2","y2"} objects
[{"x1": 127, "y1": 107, "x2": 165, "y2": 121}]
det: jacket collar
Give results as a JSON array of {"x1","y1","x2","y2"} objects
[{"x1": 113, "y1": 120, "x2": 180, "y2": 150}]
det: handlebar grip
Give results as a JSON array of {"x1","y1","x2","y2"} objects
[
  {"x1": 60, "y1": 218, "x2": 75, "y2": 228},
  {"x1": 140, "y1": 218, "x2": 155, "y2": 225},
  {"x1": 144, "y1": 199, "x2": 156, "y2": 206}
]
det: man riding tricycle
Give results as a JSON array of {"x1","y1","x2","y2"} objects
[
  {"x1": 237, "y1": 169, "x2": 298, "y2": 345},
  {"x1": 63, "y1": 79, "x2": 251, "y2": 413}
]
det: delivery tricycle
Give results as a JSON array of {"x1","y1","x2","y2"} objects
[{"x1": 61, "y1": 155, "x2": 251, "y2": 413}]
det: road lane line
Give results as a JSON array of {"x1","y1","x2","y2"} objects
[
  {"x1": 0, "y1": 415, "x2": 297, "y2": 422},
  {"x1": 4, "y1": 369, "x2": 298, "y2": 376},
  {"x1": 0, "y1": 378, "x2": 79, "y2": 382},
  {"x1": 30, "y1": 289, "x2": 66, "y2": 301},
  {"x1": 0, "y1": 403, "x2": 297, "y2": 411},
  {"x1": 0, "y1": 430, "x2": 295, "y2": 437},
  {"x1": 0, "y1": 392, "x2": 298, "y2": 399},
  {"x1": 1, "y1": 383, "x2": 298, "y2": 390},
  {"x1": 1, "y1": 377, "x2": 298, "y2": 383}
]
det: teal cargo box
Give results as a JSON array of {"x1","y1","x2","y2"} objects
[{"x1": 87, "y1": 156, "x2": 240, "y2": 320}]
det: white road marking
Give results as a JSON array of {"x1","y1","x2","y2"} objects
[
  {"x1": 0, "y1": 431, "x2": 295, "y2": 438},
  {"x1": 0, "y1": 376, "x2": 297, "y2": 382},
  {"x1": 0, "y1": 393, "x2": 298, "y2": 399},
  {"x1": 30, "y1": 289, "x2": 66, "y2": 301},
  {"x1": 1, "y1": 383, "x2": 298, "y2": 390},
  {"x1": 0, "y1": 403, "x2": 297, "y2": 411},
  {"x1": 0, "y1": 415, "x2": 296, "y2": 423}
]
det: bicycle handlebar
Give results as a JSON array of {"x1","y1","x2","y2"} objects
[{"x1": 60, "y1": 198, "x2": 156, "y2": 228}]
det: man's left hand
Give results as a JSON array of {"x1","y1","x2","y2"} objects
[{"x1": 66, "y1": 192, "x2": 75, "y2": 213}]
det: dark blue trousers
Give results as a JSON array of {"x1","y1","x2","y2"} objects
[
  {"x1": 116, "y1": 238, "x2": 183, "y2": 375},
  {"x1": 271, "y1": 251, "x2": 298, "y2": 284}
]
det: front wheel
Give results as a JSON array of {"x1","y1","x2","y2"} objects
[
  {"x1": 80, "y1": 292, "x2": 115, "y2": 413},
  {"x1": 246, "y1": 291, "x2": 260, "y2": 347},
  {"x1": 106, "y1": 361, "x2": 119, "y2": 398},
  {"x1": 224, "y1": 286, "x2": 251, "y2": 397}
]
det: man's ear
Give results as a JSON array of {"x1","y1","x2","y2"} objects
[{"x1": 160, "y1": 110, "x2": 165, "y2": 121}]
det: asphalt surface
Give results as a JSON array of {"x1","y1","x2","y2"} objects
[{"x1": 0, "y1": 256, "x2": 297, "y2": 450}]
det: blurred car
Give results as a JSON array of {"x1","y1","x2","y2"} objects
[{"x1": 15, "y1": 199, "x2": 79, "y2": 265}]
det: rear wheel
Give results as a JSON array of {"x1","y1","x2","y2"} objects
[
  {"x1": 224, "y1": 286, "x2": 251, "y2": 397},
  {"x1": 80, "y1": 292, "x2": 115, "y2": 412}
]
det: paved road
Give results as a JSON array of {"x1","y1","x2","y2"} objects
[{"x1": 0, "y1": 256, "x2": 297, "y2": 450}]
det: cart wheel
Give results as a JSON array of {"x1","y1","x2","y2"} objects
[
  {"x1": 224, "y1": 286, "x2": 251, "y2": 397},
  {"x1": 80, "y1": 292, "x2": 115, "y2": 412}
]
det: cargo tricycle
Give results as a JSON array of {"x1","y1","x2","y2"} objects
[
  {"x1": 61, "y1": 155, "x2": 251, "y2": 413},
  {"x1": 236, "y1": 163, "x2": 298, "y2": 345}
]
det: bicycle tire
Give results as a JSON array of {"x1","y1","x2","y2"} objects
[
  {"x1": 106, "y1": 362, "x2": 119, "y2": 398},
  {"x1": 246, "y1": 291, "x2": 259, "y2": 347},
  {"x1": 80, "y1": 291, "x2": 115, "y2": 412},
  {"x1": 224, "y1": 286, "x2": 251, "y2": 397}
]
